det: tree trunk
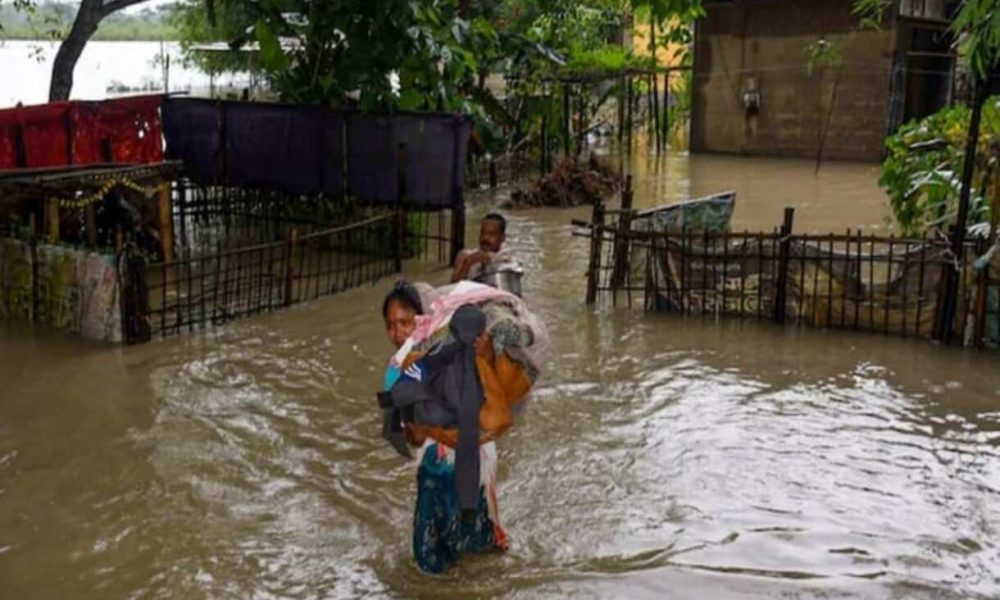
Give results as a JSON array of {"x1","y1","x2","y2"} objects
[{"x1": 49, "y1": 0, "x2": 105, "y2": 101}]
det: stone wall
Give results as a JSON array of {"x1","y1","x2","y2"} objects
[{"x1": 691, "y1": 0, "x2": 895, "y2": 162}]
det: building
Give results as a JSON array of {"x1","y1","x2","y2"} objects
[{"x1": 690, "y1": 0, "x2": 958, "y2": 162}]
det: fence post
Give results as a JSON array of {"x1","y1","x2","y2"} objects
[
  {"x1": 973, "y1": 235, "x2": 989, "y2": 347},
  {"x1": 117, "y1": 247, "x2": 151, "y2": 344},
  {"x1": 450, "y1": 202, "x2": 466, "y2": 267},
  {"x1": 626, "y1": 75, "x2": 634, "y2": 157},
  {"x1": 395, "y1": 143, "x2": 407, "y2": 273},
  {"x1": 28, "y1": 233, "x2": 38, "y2": 322},
  {"x1": 489, "y1": 157, "x2": 497, "y2": 189},
  {"x1": 586, "y1": 198, "x2": 607, "y2": 305},
  {"x1": 284, "y1": 228, "x2": 298, "y2": 306},
  {"x1": 448, "y1": 117, "x2": 467, "y2": 267},
  {"x1": 609, "y1": 174, "x2": 634, "y2": 290},
  {"x1": 773, "y1": 206, "x2": 795, "y2": 323},
  {"x1": 156, "y1": 184, "x2": 175, "y2": 264},
  {"x1": 177, "y1": 179, "x2": 187, "y2": 257},
  {"x1": 974, "y1": 174, "x2": 1000, "y2": 347},
  {"x1": 85, "y1": 204, "x2": 98, "y2": 247},
  {"x1": 663, "y1": 70, "x2": 671, "y2": 149},
  {"x1": 44, "y1": 198, "x2": 60, "y2": 242}
]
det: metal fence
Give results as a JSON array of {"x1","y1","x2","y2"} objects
[
  {"x1": 575, "y1": 207, "x2": 996, "y2": 347},
  {"x1": 119, "y1": 181, "x2": 460, "y2": 344}
]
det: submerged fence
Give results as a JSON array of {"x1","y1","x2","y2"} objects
[
  {"x1": 1, "y1": 100, "x2": 471, "y2": 344},
  {"x1": 119, "y1": 180, "x2": 457, "y2": 344},
  {"x1": 576, "y1": 204, "x2": 998, "y2": 348}
]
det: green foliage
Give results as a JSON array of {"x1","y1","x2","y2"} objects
[
  {"x1": 564, "y1": 45, "x2": 637, "y2": 73},
  {"x1": 952, "y1": 0, "x2": 1000, "y2": 80},
  {"x1": 880, "y1": 99, "x2": 1000, "y2": 235},
  {"x1": 164, "y1": 0, "x2": 705, "y2": 158},
  {"x1": 850, "y1": 0, "x2": 891, "y2": 30},
  {"x1": 169, "y1": 0, "x2": 258, "y2": 74},
  {"x1": 665, "y1": 54, "x2": 691, "y2": 142},
  {"x1": 217, "y1": 0, "x2": 489, "y2": 110},
  {"x1": 804, "y1": 38, "x2": 842, "y2": 76}
]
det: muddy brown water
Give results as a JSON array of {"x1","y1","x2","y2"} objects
[{"x1": 2, "y1": 155, "x2": 998, "y2": 599}]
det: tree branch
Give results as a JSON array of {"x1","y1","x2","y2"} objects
[{"x1": 101, "y1": 0, "x2": 148, "y2": 17}]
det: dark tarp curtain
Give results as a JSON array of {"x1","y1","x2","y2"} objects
[
  {"x1": 348, "y1": 114, "x2": 470, "y2": 207},
  {"x1": 162, "y1": 98, "x2": 469, "y2": 208},
  {"x1": 346, "y1": 114, "x2": 396, "y2": 202},
  {"x1": 224, "y1": 102, "x2": 344, "y2": 195},
  {"x1": 347, "y1": 113, "x2": 470, "y2": 207},
  {"x1": 162, "y1": 98, "x2": 223, "y2": 184}
]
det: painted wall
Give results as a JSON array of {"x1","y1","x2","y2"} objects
[{"x1": 0, "y1": 238, "x2": 122, "y2": 342}]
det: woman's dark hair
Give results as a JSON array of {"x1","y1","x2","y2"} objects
[{"x1": 382, "y1": 281, "x2": 424, "y2": 318}]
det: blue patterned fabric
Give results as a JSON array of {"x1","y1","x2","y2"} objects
[{"x1": 412, "y1": 443, "x2": 498, "y2": 573}]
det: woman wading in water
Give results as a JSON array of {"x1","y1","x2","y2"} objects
[{"x1": 379, "y1": 280, "x2": 542, "y2": 573}]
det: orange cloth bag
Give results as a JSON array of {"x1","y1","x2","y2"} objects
[{"x1": 405, "y1": 352, "x2": 532, "y2": 448}]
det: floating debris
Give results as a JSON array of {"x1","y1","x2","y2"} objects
[{"x1": 506, "y1": 156, "x2": 622, "y2": 208}]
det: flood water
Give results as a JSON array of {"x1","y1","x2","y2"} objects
[
  {"x1": 2, "y1": 155, "x2": 1000, "y2": 599},
  {"x1": 0, "y1": 40, "x2": 251, "y2": 108}
]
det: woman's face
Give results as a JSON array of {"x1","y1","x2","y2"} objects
[{"x1": 385, "y1": 300, "x2": 418, "y2": 348}]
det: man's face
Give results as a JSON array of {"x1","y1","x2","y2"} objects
[{"x1": 479, "y1": 219, "x2": 505, "y2": 253}]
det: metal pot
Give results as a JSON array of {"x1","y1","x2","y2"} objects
[{"x1": 475, "y1": 262, "x2": 523, "y2": 297}]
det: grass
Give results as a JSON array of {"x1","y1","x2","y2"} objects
[{"x1": 0, "y1": 22, "x2": 180, "y2": 41}]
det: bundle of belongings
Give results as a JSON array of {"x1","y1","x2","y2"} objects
[{"x1": 377, "y1": 280, "x2": 548, "y2": 572}]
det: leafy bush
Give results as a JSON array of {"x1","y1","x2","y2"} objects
[{"x1": 880, "y1": 98, "x2": 1000, "y2": 235}]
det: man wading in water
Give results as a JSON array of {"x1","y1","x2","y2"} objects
[
  {"x1": 379, "y1": 280, "x2": 539, "y2": 573},
  {"x1": 450, "y1": 213, "x2": 510, "y2": 283}
]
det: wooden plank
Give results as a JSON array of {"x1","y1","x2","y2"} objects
[
  {"x1": 45, "y1": 198, "x2": 60, "y2": 241},
  {"x1": 156, "y1": 185, "x2": 175, "y2": 263}
]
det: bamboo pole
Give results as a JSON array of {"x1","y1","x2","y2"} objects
[
  {"x1": 586, "y1": 200, "x2": 607, "y2": 305},
  {"x1": 651, "y1": 20, "x2": 661, "y2": 153},
  {"x1": 284, "y1": 229, "x2": 298, "y2": 306},
  {"x1": 157, "y1": 185, "x2": 175, "y2": 263},
  {"x1": 626, "y1": 75, "x2": 634, "y2": 156},
  {"x1": 45, "y1": 199, "x2": 59, "y2": 242}
]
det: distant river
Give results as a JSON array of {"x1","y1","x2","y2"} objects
[{"x1": 0, "y1": 39, "x2": 251, "y2": 108}]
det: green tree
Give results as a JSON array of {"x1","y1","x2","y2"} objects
[
  {"x1": 49, "y1": 0, "x2": 157, "y2": 100},
  {"x1": 170, "y1": 0, "x2": 258, "y2": 75},
  {"x1": 854, "y1": 0, "x2": 1000, "y2": 340},
  {"x1": 854, "y1": 0, "x2": 1000, "y2": 232},
  {"x1": 1, "y1": 0, "x2": 161, "y2": 100}
]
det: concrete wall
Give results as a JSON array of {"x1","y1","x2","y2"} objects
[{"x1": 690, "y1": 0, "x2": 895, "y2": 162}]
